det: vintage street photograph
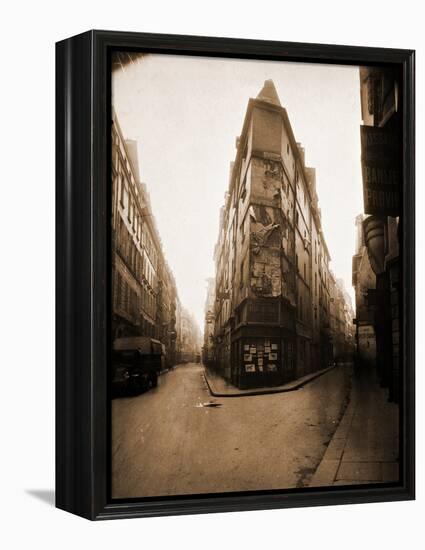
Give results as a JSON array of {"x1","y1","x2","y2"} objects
[{"x1": 110, "y1": 53, "x2": 401, "y2": 499}]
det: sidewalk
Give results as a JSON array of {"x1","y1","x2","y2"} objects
[
  {"x1": 309, "y1": 367, "x2": 399, "y2": 487},
  {"x1": 204, "y1": 364, "x2": 339, "y2": 397}
]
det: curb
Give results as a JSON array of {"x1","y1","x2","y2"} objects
[{"x1": 203, "y1": 364, "x2": 337, "y2": 398}]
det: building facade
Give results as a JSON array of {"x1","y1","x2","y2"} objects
[
  {"x1": 176, "y1": 302, "x2": 202, "y2": 363},
  {"x1": 354, "y1": 65, "x2": 401, "y2": 401},
  {"x1": 330, "y1": 277, "x2": 356, "y2": 362},
  {"x1": 352, "y1": 214, "x2": 377, "y2": 366},
  {"x1": 202, "y1": 278, "x2": 216, "y2": 367},
  {"x1": 210, "y1": 80, "x2": 353, "y2": 389},
  {"x1": 111, "y1": 112, "x2": 178, "y2": 367}
]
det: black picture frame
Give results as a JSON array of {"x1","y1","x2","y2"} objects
[{"x1": 56, "y1": 30, "x2": 415, "y2": 520}]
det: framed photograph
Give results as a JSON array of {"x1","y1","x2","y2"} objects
[{"x1": 56, "y1": 30, "x2": 415, "y2": 520}]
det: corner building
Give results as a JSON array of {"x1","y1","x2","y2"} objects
[{"x1": 212, "y1": 80, "x2": 348, "y2": 389}]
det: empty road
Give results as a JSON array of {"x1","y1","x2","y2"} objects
[{"x1": 111, "y1": 363, "x2": 352, "y2": 498}]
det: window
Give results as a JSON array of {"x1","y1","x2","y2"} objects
[
  {"x1": 247, "y1": 300, "x2": 279, "y2": 323},
  {"x1": 303, "y1": 262, "x2": 306, "y2": 281},
  {"x1": 119, "y1": 173, "x2": 125, "y2": 207}
]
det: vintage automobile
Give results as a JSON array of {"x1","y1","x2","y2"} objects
[{"x1": 111, "y1": 337, "x2": 164, "y2": 397}]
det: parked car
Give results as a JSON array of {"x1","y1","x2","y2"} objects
[{"x1": 112, "y1": 337, "x2": 164, "y2": 397}]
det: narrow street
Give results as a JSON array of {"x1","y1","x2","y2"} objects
[{"x1": 111, "y1": 363, "x2": 352, "y2": 498}]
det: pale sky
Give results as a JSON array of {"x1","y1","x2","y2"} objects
[{"x1": 112, "y1": 54, "x2": 363, "y2": 331}]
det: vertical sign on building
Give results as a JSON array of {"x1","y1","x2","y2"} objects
[{"x1": 360, "y1": 125, "x2": 401, "y2": 217}]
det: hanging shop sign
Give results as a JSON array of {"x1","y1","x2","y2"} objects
[{"x1": 360, "y1": 125, "x2": 400, "y2": 217}]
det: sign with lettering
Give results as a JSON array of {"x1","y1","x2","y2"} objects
[{"x1": 360, "y1": 125, "x2": 400, "y2": 216}]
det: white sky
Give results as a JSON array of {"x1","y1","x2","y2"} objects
[{"x1": 112, "y1": 54, "x2": 363, "y2": 331}]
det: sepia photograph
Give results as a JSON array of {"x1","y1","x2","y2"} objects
[
  {"x1": 2, "y1": 0, "x2": 419, "y2": 542},
  {"x1": 109, "y1": 52, "x2": 402, "y2": 500}
]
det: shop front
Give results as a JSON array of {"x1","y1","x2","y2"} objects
[{"x1": 230, "y1": 325, "x2": 295, "y2": 389}]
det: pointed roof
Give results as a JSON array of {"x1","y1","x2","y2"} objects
[{"x1": 256, "y1": 79, "x2": 281, "y2": 106}]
